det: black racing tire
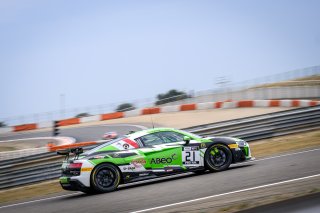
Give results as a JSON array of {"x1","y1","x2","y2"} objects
[
  {"x1": 204, "y1": 144, "x2": 232, "y2": 172},
  {"x1": 90, "y1": 163, "x2": 121, "y2": 193}
]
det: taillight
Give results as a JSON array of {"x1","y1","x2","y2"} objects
[{"x1": 69, "y1": 163, "x2": 82, "y2": 169}]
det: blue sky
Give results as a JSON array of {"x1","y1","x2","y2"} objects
[{"x1": 1, "y1": 0, "x2": 319, "y2": 120}]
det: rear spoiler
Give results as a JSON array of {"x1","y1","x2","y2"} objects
[{"x1": 57, "y1": 147, "x2": 83, "y2": 159}]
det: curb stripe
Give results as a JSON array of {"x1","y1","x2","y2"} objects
[{"x1": 5, "y1": 99, "x2": 320, "y2": 133}]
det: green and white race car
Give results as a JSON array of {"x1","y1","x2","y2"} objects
[{"x1": 58, "y1": 128, "x2": 253, "y2": 193}]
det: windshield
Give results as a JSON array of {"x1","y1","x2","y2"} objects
[
  {"x1": 178, "y1": 130, "x2": 202, "y2": 139},
  {"x1": 82, "y1": 137, "x2": 126, "y2": 156}
]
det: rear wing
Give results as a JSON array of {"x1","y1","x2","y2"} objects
[{"x1": 57, "y1": 147, "x2": 83, "y2": 160}]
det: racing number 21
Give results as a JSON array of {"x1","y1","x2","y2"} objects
[
  {"x1": 182, "y1": 147, "x2": 200, "y2": 165},
  {"x1": 185, "y1": 151, "x2": 196, "y2": 162}
]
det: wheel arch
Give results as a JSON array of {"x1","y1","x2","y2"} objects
[
  {"x1": 203, "y1": 142, "x2": 233, "y2": 171},
  {"x1": 91, "y1": 162, "x2": 125, "y2": 185},
  {"x1": 205, "y1": 140, "x2": 235, "y2": 163}
]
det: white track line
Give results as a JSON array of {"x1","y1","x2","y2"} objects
[
  {"x1": 0, "y1": 193, "x2": 81, "y2": 209},
  {"x1": 235, "y1": 148, "x2": 320, "y2": 166},
  {"x1": 0, "y1": 148, "x2": 319, "y2": 209},
  {"x1": 132, "y1": 174, "x2": 320, "y2": 213}
]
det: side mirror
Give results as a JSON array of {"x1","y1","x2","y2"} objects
[{"x1": 183, "y1": 136, "x2": 191, "y2": 145}]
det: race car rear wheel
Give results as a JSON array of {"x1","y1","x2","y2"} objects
[
  {"x1": 91, "y1": 163, "x2": 121, "y2": 193},
  {"x1": 204, "y1": 144, "x2": 232, "y2": 172}
]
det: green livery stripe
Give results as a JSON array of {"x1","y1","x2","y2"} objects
[
  {"x1": 244, "y1": 147, "x2": 249, "y2": 156},
  {"x1": 59, "y1": 177, "x2": 69, "y2": 184}
]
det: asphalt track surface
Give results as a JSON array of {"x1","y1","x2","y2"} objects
[
  {"x1": 238, "y1": 192, "x2": 320, "y2": 213},
  {"x1": 0, "y1": 124, "x2": 146, "y2": 142},
  {"x1": 1, "y1": 148, "x2": 319, "y2": 213}
]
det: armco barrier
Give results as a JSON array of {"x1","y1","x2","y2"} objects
[
  {"x1": 0, "y1": 147, "x2": 47, "y2": 161},
  {"x1": 13, "y1": 123, "x2": 37, "y2": 132},
  {"x1": 180, "y1": 103, "x2": 196, "y2": 111},
  {"x1": 142, "y1": 107, "x2": 160, "y2": 115},
  {"x1": 0, "y1": 105, "x2": 319, "y2": 189},
  {"x1": 6, "y1": 99, "x2": 320, "y2": 133},
  {"x1": 101, "y1": 112, "x2": 124, "y2": 120},
  {"x1": 0, "y1": 137, "x2": 76, "y2": 161},
  {"x1": 58, "y1": 118, "x2": 80, "y2": 126}
]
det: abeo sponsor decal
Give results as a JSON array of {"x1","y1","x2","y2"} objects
[
  {"x1": 81, "y1": 168, "x2": 93, "y2": 172},
  {"x1": 131, "y1": 159, "x2": 146, "y2": 168},
  {"x1": 150, "y1": 154, "x2": 178, "y2": 164}
]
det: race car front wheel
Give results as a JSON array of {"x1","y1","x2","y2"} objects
[
  {"x1": 204, "y1": 144, "x2": 232, "y2": 172},
  {"x1": 91, "y1": 163, "x2": 121, "y2": 193}
]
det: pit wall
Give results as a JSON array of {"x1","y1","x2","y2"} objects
[{"x1": 2, "y1": 99, "x2": 319, "y2": 134}]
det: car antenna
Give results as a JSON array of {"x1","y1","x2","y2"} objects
[{"x1": 148, "y1": 108, "x2": 155, "y2": 129}]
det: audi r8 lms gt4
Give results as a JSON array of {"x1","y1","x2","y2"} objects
[{"x1": 58, "y1": 128, "x2": 253, "y2": 193}]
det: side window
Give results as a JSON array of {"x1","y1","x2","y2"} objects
[
  {"x1": 155, "y1": 131, "x2": 185, "y2": 143},
  {"x1": 139, "y1": 134, "x2": 165, "y2": 146}
]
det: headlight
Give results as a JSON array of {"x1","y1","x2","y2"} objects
[{"x1": 237, "y1": 140, "x2": 248, "y2": 147}]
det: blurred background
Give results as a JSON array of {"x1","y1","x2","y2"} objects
[
  {"x1": 0, "y1": 1, "x2": 320, "y2": 212},
  {"x1": 1, "y1": 0, "x2": 320, "y2": 126}
]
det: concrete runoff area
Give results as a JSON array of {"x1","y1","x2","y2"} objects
[
  {"x1": 76, "y1": 107, "x2": 290, "y2": 129},
  {"x1": 0, "y1": 139, "x2": 55, "y2": 151},
  {"x1": 0, "y1": 130, "x2": 319, "y2": 209},
  {"x1": 0, "y1": 107, "x2": 290, "y2": 146},
  {"x1": 0, "y1": 107, "x2": 289, "y2": 136}
]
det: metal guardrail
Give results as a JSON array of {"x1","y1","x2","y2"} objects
[
  {"x1": 0, "y1": 105, "x2": 319, "y2": 189},
  {"x1": 0, "y1": 147, "x2": 48, "y2": 161},
  {"x1": 184, "y1": 105, "x2": 320, "y2": 141}
]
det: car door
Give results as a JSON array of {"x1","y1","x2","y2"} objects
[
  {"x1": 155, "y1": 131, "x2": 202, "y2": 168},
  {"x1": 137, "y1": 132, "x2": 182, "y2": 172}
]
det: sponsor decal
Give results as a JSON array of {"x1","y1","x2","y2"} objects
[
  {"x1": 123, "y1": 144, "x2": 130, "y2": 149},
  {"x1": 123, "y1": 138, "x2": 139, "y2": 148},
  {"x1": 131, "y1": 159, "x2": 146, "y2": 168},
  {"x1": 183, "y1": 146, "x2": 200, "y2": 165},
  {"x1": 139, "y1": 173, "x2": 149, "y2": 177},
  {"x1": 81, "y1": 168, "x2": 93, "y2": 172},
  {"x1": 123, "y1": 166, "x2": 135, "y2": 171},
  {"x1": 184, "y1": 146, "x2": 199, "y2": 151},
  {"x1": 150, "y1": 154, "x2": 177, "y2": 164},
  {"x1": 171, "y1": 153, "x2": 178, "y2": 160},
  {"x1": 91, "y1": 155, "x2": 104, "y2": 159}
]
